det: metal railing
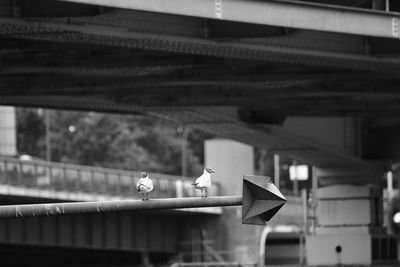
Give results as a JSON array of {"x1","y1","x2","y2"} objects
[
  {"x1": 0, "y1": 155, "x2": 219, "y2": 199},
  {"x1": 171, "y1": 262, "x2": 257, "y2": 267}
]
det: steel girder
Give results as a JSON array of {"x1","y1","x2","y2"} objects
[
  {"x1": 1, "y1": 17, "x2": 400, "y2": 71},
  {"x1": 55, "y1": 0, "x2": 400, "y2": 39},
  {"x1": 46, "y1": 10, "x2": 368, "y2": 55}
]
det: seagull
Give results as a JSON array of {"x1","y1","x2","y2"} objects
[
  {"x1": 136, "y1": 171, "x2": 153, "y2": 201},
  {"x1": 192, "y1": 167, "x2": 215, "y2": 198}
]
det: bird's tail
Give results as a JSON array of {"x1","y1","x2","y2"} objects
[
  {"x1": 136, "y1": 184, "x2": 142, "y2": 192},
  {"x1": 191, "y1": 183, "x2": 198, "y2": 187}
]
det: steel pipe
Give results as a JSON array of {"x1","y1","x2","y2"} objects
[{"x1": 0, "y1": 196, "x2": 243, "y2": 219}]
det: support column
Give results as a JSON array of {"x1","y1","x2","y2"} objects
[
  {"x1": 0, "y1": 106, "x2": 17, "y2": 156},
  {"x1": 205, "y1": 139, "x2": 260, "y2": 263},
  {"x1": 140, "y1": 252, "x2": 153, "y2": 267},
  {"x1": 273, "y1": 154, "x2": 280, "y2": 189}
]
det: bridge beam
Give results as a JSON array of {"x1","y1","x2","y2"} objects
[{"x1": 56, "y1": 0, "x2": 400, "y2": 39}]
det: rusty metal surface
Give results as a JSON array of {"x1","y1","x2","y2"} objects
[{"x1": 0, "y1": 196, "x2": 243, "y2": 219}]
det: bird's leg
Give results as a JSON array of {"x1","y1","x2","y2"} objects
[
  {"x1": 141, "y1": 193, "x2": 145, "y2": 201},
  {"x1": 146, "y1": 193, "x2": 149, "y2": 201},
  {"x1": 201, "y1": 189, "x2": 204, "y2": 198},
  {"x1": 204, "y1": 188, "x2": 208, "y2": 198}
]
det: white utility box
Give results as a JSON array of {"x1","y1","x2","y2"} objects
[
  {"x1": 316, "y1": 184, "x2": 383, "y2": 227},
  {"x1": 306, "y1": 184, "x2": 398, "y2": 265}
]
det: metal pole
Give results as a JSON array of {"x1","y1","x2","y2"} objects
[
  {"x1": 293, "y1": 178, "x2": 298, "y2": 196},
  {"x1": 0, "y1": 196, "x2": 243, "y2": 219},
  {"x1": 311, "y1": 166, "x2": 318, "y2": 235},
  {"x1": 258, "y1": 226, "x2": 270, "y2": 267},
  {"x1": 181, "y1": 126, "x2": 189, "y2": 177},
  {"x1": 273, "y1": 154, "x2": 280, "y2": 189},
  {"x1": 387, "y1": 170, "x2": 393, "y2": 200},
  {"x1": 45, "y1": 109, "x2": 51, "y2": 162},
  {"x1": 387, "y1": 170, "x2": 394, "y2": 234},
  {"x1": 300, "y1": 188, "x2": 308, "y2": 265}
]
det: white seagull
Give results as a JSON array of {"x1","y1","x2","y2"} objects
[
  {"x1": 192, "y1": 167, "x2": 215, "y2": 198},
  {"x1": 136, "y1": 171, "x2": 154, "y2": 200}
]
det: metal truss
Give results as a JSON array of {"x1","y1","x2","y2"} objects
[{"x1": 1, "y1": 17, "x2": 400, "y2": 71}]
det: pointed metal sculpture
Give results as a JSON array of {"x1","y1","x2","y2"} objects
[{"x1": 242, "y1": 175, "x2": 286, "y2": 225}]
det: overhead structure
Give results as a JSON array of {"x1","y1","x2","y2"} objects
[
  {"x1": 57, "y1": 0, "x2": 400, "y2": 39},
  {"x1": 1, "y1": 0, "x2": 400, "y2": 174}
]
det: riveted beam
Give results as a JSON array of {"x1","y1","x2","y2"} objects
[
  {"x1": 1, "y1": 18, "x2": 400, "y2": 70},
  {"x1": 56, "y1": 0, "x2": 400, "y2": 39}
]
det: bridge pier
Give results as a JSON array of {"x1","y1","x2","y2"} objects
[
  {"x1": 0, "y1": 106, "x2": 16, "y2": 156},
  {"x1": 205, "y1": 139, "x2": 260, "y2": 263}
]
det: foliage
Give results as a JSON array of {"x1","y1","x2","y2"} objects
[
  {"x1": 16, "y1": 108, "x2": 207, "y2": 176},
  {"x1": 16, "y1": 108, "x2": 46, "y2": 159}
]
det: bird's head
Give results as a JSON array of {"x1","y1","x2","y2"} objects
[
  {"x1": 205, "y1": 167, "x2": 215, "y2": 174},
  {"x1": 140, "y1": 171, "x2": 148, "y2": 178}
]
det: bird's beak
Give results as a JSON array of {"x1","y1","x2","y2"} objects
[{"x1": 211, "y1": 170, "x2": 215, "y2": 173}]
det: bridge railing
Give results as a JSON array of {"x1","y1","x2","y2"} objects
[{"x1": 0, "y1": 156, "x2": 220, "y2": 199}]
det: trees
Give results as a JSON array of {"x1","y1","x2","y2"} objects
[
  {"x1": 16, "y1": 108, "x2": 46, "y2": 159},
  {"x1": 16, "y1": 108, "x2": 206, "y2": 176}
]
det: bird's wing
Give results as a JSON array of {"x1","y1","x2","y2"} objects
[
  {"x1": 145, "y1": 178, "x2": 153, "y2": 190},
  {"x1": 204, "y1": 177, "x2": 212, "y2": 188},
  {"x1": 195, "y1": 175, "x2": 207, "y2": 187},
  {"x1": 138, "y1": 178, "x2": 153, "y2": 191},
  {"x1": 136, "y1": 178, "x2": 144, "y2": 190},
  {"x1": 194, "y1": 175, "x2": 202, "y2": 184}
]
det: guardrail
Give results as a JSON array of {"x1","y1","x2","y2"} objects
[
  {"x1": 0, "y1": 156, "x2": 220, "y2": 199},
  {"x1": 170, "y1": 262, "x2": 257, "y2": 267}
]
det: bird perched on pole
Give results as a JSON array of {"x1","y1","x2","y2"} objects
[
  {"x1": 192, "y1": 167, "x2": 215, "y2": 198},
  {"x1": 136, "y1": 172, "x2": 153, "y2": 201}
]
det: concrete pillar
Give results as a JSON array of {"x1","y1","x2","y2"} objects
[
  {"x1": 205, "y1": 139, "x2": 262, "y2": 263},
  {"x1": 0, "y1": 106, "x2": 17, "y2": 156},
  {"x1": 205, "y1": 139, "x2": 253, "y2": 195}
]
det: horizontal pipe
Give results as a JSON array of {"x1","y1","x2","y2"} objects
[{"x1": 0, "y1": 196, "x2": 243, "y2": 219}]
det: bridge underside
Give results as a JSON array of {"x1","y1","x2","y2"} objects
[
  {"x1": 1, "y1": 1, "x2": 400, "y2": 264},
  {"x1": 2, "y1": 0, "x2": 400, "y2": 168},
  {"x1": 0, "y1": 210, "x2": 181, "y2": 265}
]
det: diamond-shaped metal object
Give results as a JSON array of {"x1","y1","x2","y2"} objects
[{"x1": 242, "y1": 175, "x2": 286, "y2": 225}]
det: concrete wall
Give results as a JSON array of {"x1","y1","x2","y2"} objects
[
  {"x1": 205, "y1": 139, "x2": 254, "y2": 195},
  {"x1": 284, "y1": 117, "x2": 360, "y2": 156},
  {"x1": 0, "y1": 106, "x2": 16, "y2": 156},
  {"x1": 205, "y1": 139, "x2": 263, "y2": 263}
]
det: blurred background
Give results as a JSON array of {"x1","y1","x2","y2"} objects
[{"x1": 2, "y1": 0, "x2": 400, "y2": 266}]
